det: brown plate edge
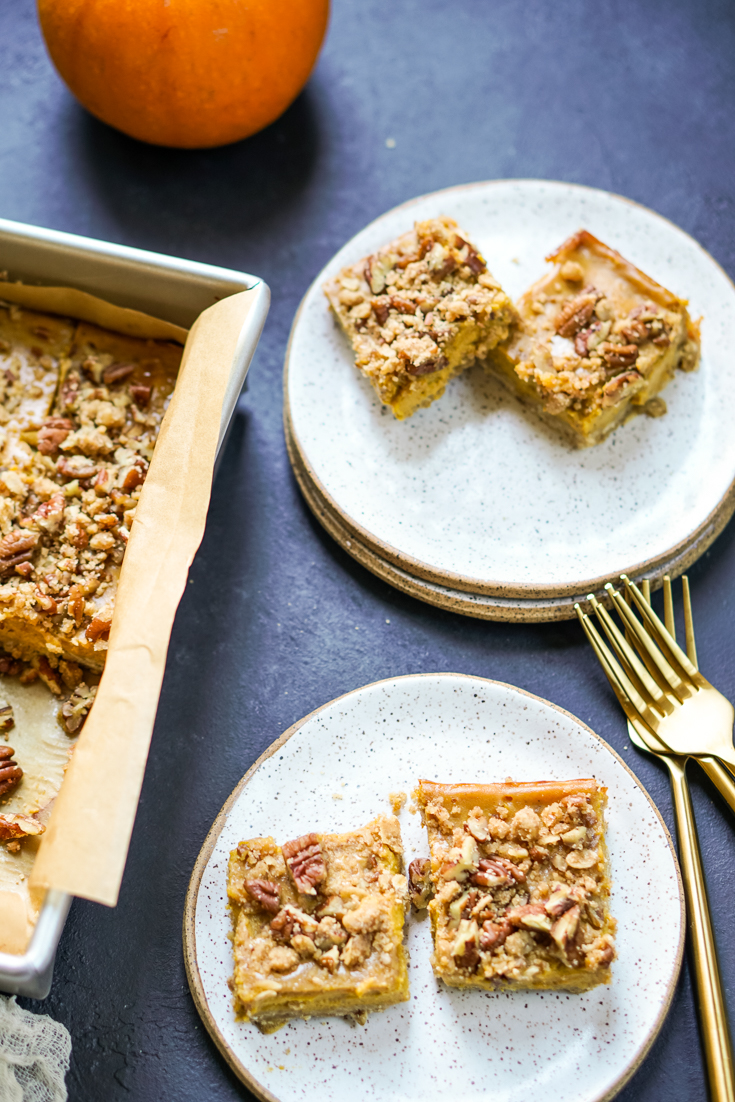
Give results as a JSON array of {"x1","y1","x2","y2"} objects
[
  {"x1": 182, "y1": 671, "x2": 686, "y2": 1102},
  {"x1": 282, "y1": 177, "x2": 735, "y2": 599},
  {"x1": 286, "y1": 418, "x2": 718, "y2": 623}
]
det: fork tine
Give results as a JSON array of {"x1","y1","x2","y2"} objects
[
  {"x1": 682, "y1": 575, "x2": 699, "y2": 669},
  {"x1": 588, "y1": 594, "x2": 668, "y2": 709},
  {"x1": 641, "y1": 579, "x2": 651, "y2": 603},
  {"x1": 621, "y1": 574, "x2": 699, "y2": 682},
  {"x1": 576, "y1": 604, "x2": 662, "y2": 730},
  {"x1": 663, "y1": 574, "x2": 675, "y2": 639},
  {"x1": 606, "y1": 583, "x2": 690, "y2": 701}
]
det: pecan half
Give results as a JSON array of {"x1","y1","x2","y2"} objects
[
  {"x1": 102, "y1": 362, "x2": 136, "y2": 386},
  {"x1": 0, "y1": 747, "x2": 22, "y2": 798},
  {"x1": 57, "y1": 456, "x2": 99, "y2": 482},
  {"x1": 0, "y1": 530, "x2": 38, "y2": 575},
  {"x1": 244, "y1": 878, "x2": 281, "y2": 914},
  {"x1": 600, "y1": 370, "x2": 644, "y2": 409},
  {"x1": 282, "y1": 833, "x2": 326, "y2": 895},
  {"x1": 599, "y1": 342, "x2": 639, "y2": 369},
  {"x1": 471, "y1": 856, "x2": 525, "y2": 887},
  {"x1": 479, "y1": 919, "x2": 512, "y2": 952},
  {"x1": 37, "y1": 417, "x2": 73, "y2": 455},
  {"x1": 60, "y1": 682, "x2": 96, "y2": 734},
  {"x1": 408, "y1": 857, "x2": 433, "y2": 910},
  {"x1": 555, "y1": 289, "x2": 599, "y2": 338}
]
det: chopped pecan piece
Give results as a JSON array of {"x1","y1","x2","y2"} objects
[
  {"x1": 0, "y1": 530, "x2": 38, "y2": 575},
  {"x1": 270, "y1": 904, "x2": 318, "y2": 941},
  {"x1": 0, "y1": 746, "x2": 22, "y2": 798},
  {"x1": 506, "y1": 903, "x2": 553, "y2": 932},
  {"x1": 37, "y1": 657, "x2": 63, "y2": 696},
  {"x1": 243, "y1": 879, "x2": 281, "y2": 914},
  {"x1": 130, "y1": 385, "x2": 151, "y2": 407},
  {"x1": 404, "y1": 352, "x2": 448, "y2": 377},
  {"x1": 408, "y1": 857, "x2": 433, "y2": 909},
  {"x1": 0, "y1": 700, "x2": 14, "y2": 733},
  {"x1": 33, "y1": 493, "x2": 65, "y2": 532},
  {"x1": 37, "y1": 417, "x2": 73, "y2": 455},
  {"x1": 60, "y1": 682, "x2": 97, "y2": 734},
  {"x1": 0, "y1": 813, "x2": 44, "y2": 841},
  {"x1": 371, "y1": 299, "x2": 390, "y2": 326},
  {"x1": 454, "y1": 235, "x2": 486, "y2": 274},
  {"x1": 102, "y1": 362, "x2": 137, "y2": 385},
  {"x1": 451, "y1": 918, "x2": 480, "y2": 970},
  {"x1": 550, "y1": 903, "x2": 581, "y2": 953},
  {"x1": 85, "y1": 617, "x2": 112, "y2": 643},
  {"x1": 389, "y1": 295, "x2": 418, "y2": 315},
  {"x1": 471, "y1": 856, "x2": 525, "y2": 887},
  {"x1": 282, "y1": 832, "x2": 327, "y2": 895},
  {"x1": 600, "y1": 342, "x2": 639, "y2": 369},
  {"x1": 555, "y1": 289, "x2": 600, "y2": 338},
  {"x1": 479, "y1": 919, "x2": 512, "y2": 952}
]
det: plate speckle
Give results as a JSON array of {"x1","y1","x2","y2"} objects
[
  {"x1": 190, "y1": 674, "x2": 683, "y2": 1102},
  {"x1": 286, "y1": 180, "x2": 735, "y2": 593}
]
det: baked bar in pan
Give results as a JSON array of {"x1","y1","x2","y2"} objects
[
  {"x1": 0, "y1": 305, "x2": 181, "y2": 671},
  {"x1": 485, "y1": 230, "x2": 700, "y2": 446},
  {"x1": 324, "y1": 215, "x2": 517, "y2": 419},
  {"x1": 414, "y1": 778, "x2": 616, "y2": 992},
  {"x1": 227, "y1": 815, "x2": 409, "y2": 1031}
]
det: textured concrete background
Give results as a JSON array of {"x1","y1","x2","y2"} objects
[{"x1": 2, "y1": 0, "x2": 735, "y2": 1097}]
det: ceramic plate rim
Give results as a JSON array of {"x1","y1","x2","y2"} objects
[
  {"x1": 285, "y1": 418, "x2": 719, "y2": 622},
  {"x1": 283, "y1": 178, "x2": 735, "y2": 599},
  {"x1": 183, "y1": 672, "x2": 685, "y2": 1102}
]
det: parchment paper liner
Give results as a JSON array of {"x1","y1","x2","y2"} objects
[{"x1": 0, "y1": 279, "x2": 258, "y2": 923}]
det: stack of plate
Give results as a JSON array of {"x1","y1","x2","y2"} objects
[{"x1": 284, "y1": 180, "x2": 735, "y2": 621}]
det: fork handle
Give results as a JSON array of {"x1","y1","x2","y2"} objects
[
  {"x1": 694, "y1": 756, "x2": 735, "y2": 817},
  {"x1": 668, "y1": 756, "x2": 735, "y2": 1102}
]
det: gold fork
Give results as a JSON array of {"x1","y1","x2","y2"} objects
[
  {"x1": 600, "y1": 574, "x2": 735, "y2": 775},
  {"x1": 576, "y1": 584, "x2": 735, "y2": 1102},
  {"x1": 587, "y1": 577, "x2": 735, "y2": 813}
]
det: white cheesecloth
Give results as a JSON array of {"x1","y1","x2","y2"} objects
[{"x1": 0, "y1": 996, "x2": 70, "y2": 1102}]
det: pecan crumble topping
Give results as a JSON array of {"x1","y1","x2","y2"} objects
[
  {"x1": 416, "y1": 779, "x2": 616, "y2": 992},
  {"x1": 485, "y1": 230, "x2": 700, "y2": 446},
  {"x1": 227, "y1": 815, "x2": 409, "y2": 1031},
  {"x1": 324, "y1": 216, "x2": 517, "y2": 419}
]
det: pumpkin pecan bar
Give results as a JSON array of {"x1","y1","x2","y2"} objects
[
  {"x1": 227, "y1": 815, "x2": 409, "y2": 1031},
  {"x1": 414, "y1": 778, "x2": 616, "y2": 992},
  {"x1": 485, "y1": 230, "x2": 700, "y2": 446},
  {"x1": 324, "y1": 216, "x2": 517, "y2": 419},
  {"x1": 0, "y1": 309, "x2": 181, "y2": 671}
]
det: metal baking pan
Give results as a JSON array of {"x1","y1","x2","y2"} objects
[{"x1": 0, "y1": 217, "x2": 269, "y2": 998}]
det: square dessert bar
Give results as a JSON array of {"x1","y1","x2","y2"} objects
[
  {"x1": 324, "y1": 216, "x2": 517, "y2": 419},
  {"x1": 414, "y1": 778, "x2": 616, "y2": 992},
  {"x1": 485, "y1": 230, "x2": 700, "y2": 446},
  {"x1": 0, "y1": 304, "x2": 182, "y2": 672},
  {"x1": 227, "y1": 815, "x2": 409, "y2": 1031}
]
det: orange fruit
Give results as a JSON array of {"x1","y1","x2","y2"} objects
[{"x1": 37, "y1": 0, "x2": 329, "y2": 149}]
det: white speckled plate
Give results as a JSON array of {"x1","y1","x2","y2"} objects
[
  {"x1": 284, "y1": 180, "x2": 735, "y2": 600},
  {"x1": 184, "y1": 674, "x2": 684, "y2": 1102}
]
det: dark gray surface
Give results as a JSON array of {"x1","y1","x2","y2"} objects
[{"x1": 2, "y1": 0, "x2": 735, "y2": 1097}]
